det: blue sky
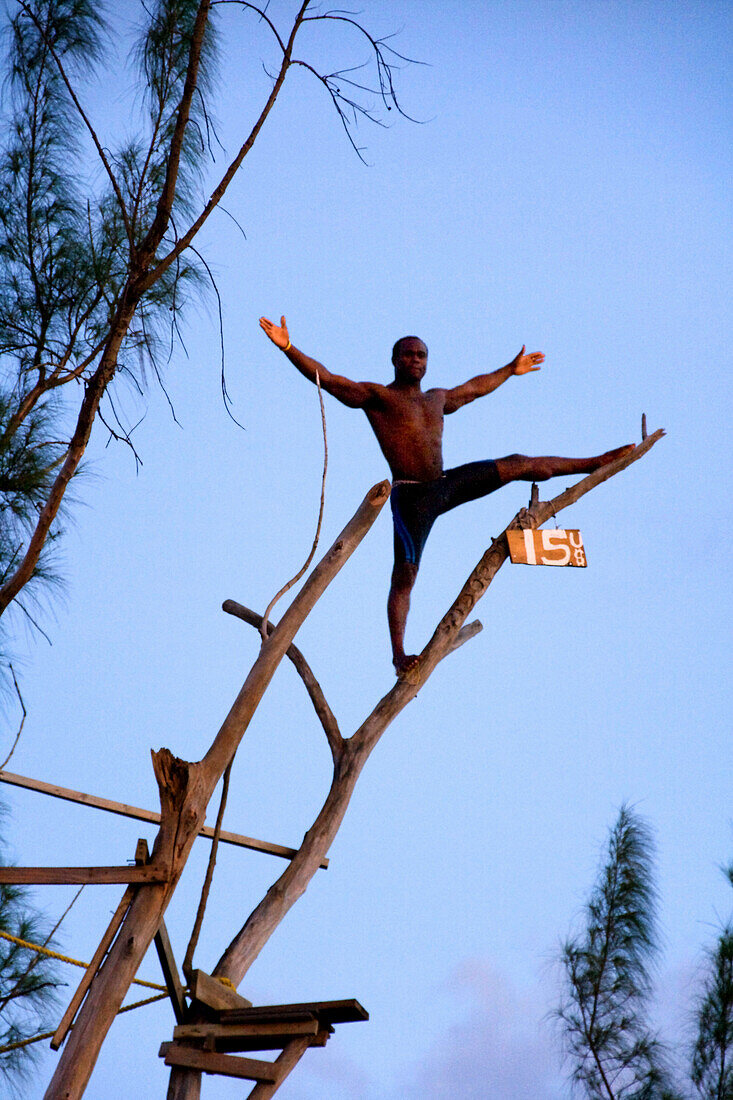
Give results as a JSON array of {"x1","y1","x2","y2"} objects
[{"x1": 2, "y1": 1, "x2": 731, "y2": 1097}]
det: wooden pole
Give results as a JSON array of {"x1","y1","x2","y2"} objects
[
  {"x1": 51, "y1": 886, "x2": 135, "y2": 1050},
  {"x1": 0, "y1": 770, "x2": 327, "y2": 866}
]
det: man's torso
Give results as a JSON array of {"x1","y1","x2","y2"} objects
[{"x1": 363, "y1": 385, "x2": 447, "y2": 481}]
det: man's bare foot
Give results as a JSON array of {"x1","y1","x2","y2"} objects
[
  {"x1": 594, "y1": 443, "x2": 635, "y2": 468},
  {"x1": 394, "y1": 653, "x2": 420, "y2": 679}
]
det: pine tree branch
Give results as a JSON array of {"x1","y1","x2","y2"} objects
[
  {"x1": 138, "y1": 1, "x2": 310, "y2": 292},
  {"x1": 17, "y1": 1, "x2": 133, "y2": 244},
  {"x1": 136, "y1": 1, "x2": 213, "y2": 267}
]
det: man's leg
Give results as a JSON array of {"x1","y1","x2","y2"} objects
[
  {"x1": 494, "y1": 444, "x2": 634, "y2": 485},
  {"x1": 388, "y1": 560, "x2": 420, "y2": 676}
]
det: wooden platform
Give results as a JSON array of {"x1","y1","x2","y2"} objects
[{"x1": 159, "y1": 997, "x2": 368, "y2": 1098}]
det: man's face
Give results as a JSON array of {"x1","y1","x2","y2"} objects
[{"x1": 393, "y1": 337, "x2": 428, "y2": 383}]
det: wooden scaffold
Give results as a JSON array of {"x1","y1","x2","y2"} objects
[{"x1": 0, "y1": 773, "x2": 367, "y2": 1098}]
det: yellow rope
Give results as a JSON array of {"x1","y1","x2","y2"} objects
[
  {"x1": 0, "y1": 992, "x2": 170, "y2": 1054},
  {"x1": 216, "y1": 975, "x2": 235, "y2": 990},
  {"x1": 0, "y1": 930, "x2": 165, "y2": 991},
  {"x1": 117, "y1": 992, "x2": 169, "y2": 1014},
  {"x1": 0, "y1": 1030, "x2": 54, "y2": 1053}
]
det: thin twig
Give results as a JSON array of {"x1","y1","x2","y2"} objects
[
  {"x1": 1, "y1": 667, "x2": 27, "y2": 770},
  {"x1": 260, "y1": 371, "x2": 328, "y2": 638},
  {"x1": 15, "y1": 601, "x2": 53, "y2": 647},
  {"x1": 183, "y1": 761, "x2": 233, "y2": 976},
  {"x1": 188, "y1": 245, "x2": 245, "y2": 430}
]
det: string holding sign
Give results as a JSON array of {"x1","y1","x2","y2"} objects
[{"x1": 506, "y1": 529, "x2": 587, "y2": 567}]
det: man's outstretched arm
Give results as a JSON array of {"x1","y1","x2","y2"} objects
[
  {"x1": 259, "y1": 315, "x2": 375, "y2": 409},
  {"x1": 443, "y1": 346, "x2": 544, "y2": 413}
]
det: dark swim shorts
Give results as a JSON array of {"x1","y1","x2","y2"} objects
[{"x1": 390, "y1": 459, "x2": 503, "y2": 567}]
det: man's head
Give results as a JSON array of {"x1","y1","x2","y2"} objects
[{"x1": 391, "y1": 336, "x2": 428, "y2": 383}]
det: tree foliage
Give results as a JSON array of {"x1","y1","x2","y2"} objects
[
  {"x1": 0, "y1": 811, "x2": 63, "y2": 1093},
  {"x1": 558, "y1": 808, "x2": 733, "y2": 1100},
  {"x1": 0, "y1": 0, "x2": 412, "y2": 681},
  {"x1": 691, "y1": 864, "x2": 733, "y2": 1100},
  {"x1": 557, "y1": 805, "x2": 679, "y2": 1100}
]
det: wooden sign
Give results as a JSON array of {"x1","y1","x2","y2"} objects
[{"x1": 507, "y1": 528, "x2": 587, "y2": 567}]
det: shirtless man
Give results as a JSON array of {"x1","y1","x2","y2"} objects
[{"x1": 260, "y1": 315, "x2": 633, "y2": 675}]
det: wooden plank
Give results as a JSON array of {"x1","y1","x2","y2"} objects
[
  {"x1": 308, "y1": 1027, "x2": 333, "y2": 1049},
  {"x1": 172, "y1": 1019, "x2": 319, "y2": 1052},
  {"x1": 154, "y1": 920, "x2": 187, "y2": 1024},
  {"x1": 247, "y1": 1037, "x2": 312, "y2": 1100},
  {"x1": 0, "y1": 770, "x2": 328, "y2": 867},
  {"x1": 0, "y1": 865, "x2": 167, "y2": 885},
  {"x1": 189, "y1": 969, "x2": 252, "y2": 1012},
  {"x1": 222, "y1": 998, "x2": 369, "y2": 1026},
  {"x1": 214, "y1": 1009, "x2": 316, "y2": 1026},
  {"x1": 506, "y1": 528, "x2": 587, "y2": 567},
  {"x1": 51, "y1": 884, "x2": 135, "y2": 1050},
  {"x1": 160, "y1": 1042, "x2": 277, "y2": 1082},
  {"x1": 173, "y1": 1020, "x2": 318, "y2": 1042}
]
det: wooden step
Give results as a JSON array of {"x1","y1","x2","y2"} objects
[{"x1": 159, "y1": 1042, "x2": 277, "y2": 1082}]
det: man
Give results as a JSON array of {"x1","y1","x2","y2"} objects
[{"x1": 259, "y1": 315, "x2": 633, "y2": 676}]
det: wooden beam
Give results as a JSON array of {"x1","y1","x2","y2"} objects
[
  {"x1": 247, "y1": 1037, "x2": 313, "y2": 1100},
  {"x1": 221, "y1": 998, "x2": 369, "y2": 1026},
  {"x1": 154, "y1": 920, "x2": 187, "y2": 1024},
  {"x1": 51, "y1": 884, "x2": 135, "y2": 1050},
  {"x1": 172, "y1": 1019, "x2": 319, "y2": 1052},
  {"x1": 173, "y1": 1021, "x2": 318, "y2": 1042},
  {"x1": 188, "y1": 968, "x2": 252, "y2": 1012},
  {"x1": 0, "y1": 865, "x2": 167, "y2": 885},
  {"x1": 160, "y1": 1043, "x2": 277, "y2": 1082},
  {"x1": 0, "y1": 770, "x2": 328, "y2": 868}
]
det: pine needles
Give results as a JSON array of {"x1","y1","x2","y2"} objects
[{"x1": 557, "y1": 807, "x2": 733, "y2": 1100}]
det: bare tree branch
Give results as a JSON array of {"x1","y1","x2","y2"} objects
[
  {"x1": 213, "y1": 431, "x2": 665, "y2": 982},
  {"x1": 139, "y1": 1, "x2": 310, "y2": 291},
  {"x1": 44, "y1": 480, "x2": 388, "y2": 1098},
  {"x1": 222, "y1": 600, "x2": 343, "y2": 763}
]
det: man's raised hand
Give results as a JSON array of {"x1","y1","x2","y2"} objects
[
  {"x1": 259, "y1": 314, "x2": 290, "y2": 349},
  {"x1": 511, "y1": 345, "x2": 544, "y2": 375}
]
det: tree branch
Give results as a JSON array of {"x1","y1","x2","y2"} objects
[
  {"x1": 222, "y1": 601, "x2": 343, "y2": 764},
  {"x1": 1, "y1": 665, "x2": 27, "y2": 770},
  {"x1": 183, "y1": 760, "x2": 233, "y2": 976},
  {"x1": 136, "y1": 1, "x2": 212, "y2": 266},
  {"x1": 211, "y1": 430, "x2": 666, "y2": 983},
  {"x1": 139, "y1": 1, "x2": 310, "y2": 292},
  {"x1": 203, "y1": 479, "x2": 388, "y2": 781}
]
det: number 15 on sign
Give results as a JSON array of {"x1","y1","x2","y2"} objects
[{"x1": 506, "y1": 529, "x2": 587, "y2": 567}]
